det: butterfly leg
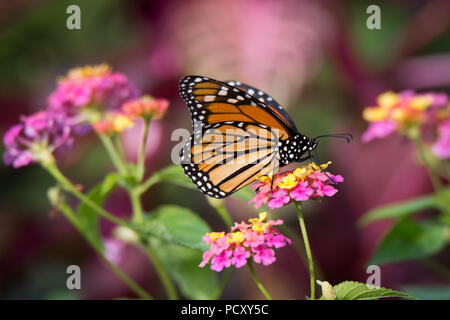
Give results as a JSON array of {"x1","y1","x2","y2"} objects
[
  {"x1": 310, "y1": 152, "x2": 336, "y2": 184},
  {"x1": 270, "y1": 154, "x2": 279, "y2": 190}
]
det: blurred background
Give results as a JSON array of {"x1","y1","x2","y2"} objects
[{"x1": 0, "y1": 0, "x2": 449, "y2": 299}]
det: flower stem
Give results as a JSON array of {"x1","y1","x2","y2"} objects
[
  {"x1": 136, "y1": 173, "x2": 160, "y2": 195},
  {"x1": 44, "y1": 163, "x2": 129, "y2": 228},
  {"x1": 129, "y1": 188, "x2": 144, "y2": 224},
  {"x1": 98, "y1": 133, "x2": 128, "y2": 176},
  {"x1": 295, "y1": 201, "x2": 315, "y2": 300},
  {"x1": 127, "y1": 184, "x2": 178, "y2": 300},
  {"x1": 58, "y1": 202, "x2": 153, "y2": 299},
  {"x1": 209, "y1": 200, "x2": 233, "y2": 228},
  {"x1": 274, "y1": 215, "x2": 325, "y2": 281},
  {"x1": 412, "y1": 137, "x2": 442, "y2": 190},
  {"x1": 247, "y1": 260, "x2": 272, "y2": 300},
  {"x1": 137, "y1": 119, "x2": 150, "y2": 182},
  {"x1": 213, "y1": 268, "x2": 232, "y2": 299},
  {"x1": 114, "y1": 134, "x2": 127, "y2": 168},
  {"x1": 143, "y1": 244, "x2": 179, "y2": 300}
]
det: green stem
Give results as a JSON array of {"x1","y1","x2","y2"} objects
[
  {"x1": 275, "y1": 217, "x2": 325, "y2": 281},
  {"x1": 213, "y1": 268, "x2": 232, "y2": 299},
  {"x1": 136, "y1": 174, "x2": 160, "y2": 195},
  {"x1": 44, "y1": 163, "x2": 129, "y2": 228},
  {"x1": 114, "y1": 134, "x2": 127, "y2": 168},
  {"x1": 215, "y1": 202, "x2": 233, "y2": 228},
  {"x1": 127, "y1": 183, "x2": 178, "y2": 300},
  {"x1": 247, "y1": 260, "x2": 272, "y2": 300},
  {"x1": 412, "y1": 137, "x2": 442, "y2": 190},
  {"x1": 137, "y1": 119, "x2": 150, "y2": 182},
  {"x1": 144, "y1": 244, "x2": 179, "y2": 300},
  {"x1": 295, "y1": 201, "x2": 315, "y2": 300},
  {"x1": 129, "y1": 188, "x2": 144, "y2": 224},
  {"x1": 59, "y1": 202, "x2": 153, "y2": 299},
  {"x1": 98, "y1": 133, "x2": 128, "y2": 176}
]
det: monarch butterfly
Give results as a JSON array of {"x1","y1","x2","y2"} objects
[{"x1": 178, "y1": 76, "x2": 351, "y2": 198}]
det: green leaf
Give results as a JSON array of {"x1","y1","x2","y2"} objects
[
  {"x1": 323, "y1": 281, "x2": 417, "y2": 300},
  {"x1": 155, "y1": 165, "x2": 196, "y2": 190},
  {"x1": 148, "y1": 238, "x2": 218, "y2": 299},
  {"x1": 141, "y1": 205, "x2": 211, "y2": 250},
  {"x1": 77, "y1": 173, "x2": 119, "y2": 251},
  {"x1": 358, "y1": 195, "x2": 437, "y2": 226},
  {"x1": 370, "y1": 217, "x2": 447, "y2": 265},
  {"x1": 402, "y1": 285, "x2": 450, "y2": 300}
]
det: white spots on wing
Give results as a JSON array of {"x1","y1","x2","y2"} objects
[
  {"x1": 227, "y1": 98, "x2": 238, "y2": 103},
  {"x1": 204, "y1": 95, "x2": 215, "y2": 102},
  {"x1": 236, "y1": 95, "x2": 244, "y2": 100},
  {"x1": 218, "y1": 90, "x2": 227, "y2": 96}
]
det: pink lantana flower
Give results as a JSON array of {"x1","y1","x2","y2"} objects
[
  {"x1": 199, "y1": 212, "x2": 291, "y2": 272},
  {"x1": 48, "y1": 64, "x2": 139, "y2": 124},
  {"x1": 122, "y1": 95, "x2": 169, "y2": 120},
  {"x1": 432, "y1": 120, "x2": 450, "y2": 159},
  {"x1": 361, "y1": 90, "x2": 450, "y2": 143},
  {"x1": 248, "y1": 162, "x2": 343, "y2": 210},
  {"x1": 3, "y1": 111, "x2": 73, "y2": 168}
]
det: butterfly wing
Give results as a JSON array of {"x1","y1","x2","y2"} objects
[
  {"x1": 225, "y1": 80, "x2": 298, "y2": 132},
  {"x1": 179, "y1": 121, "x2": 280, "y2": 198},
  {"x1": 179, "y1": 76, "x2": 296, "y2": 140}
]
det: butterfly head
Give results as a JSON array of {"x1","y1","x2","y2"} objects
[{"x1": 309, "y1": 138, "x2": 319, "y2": 150}]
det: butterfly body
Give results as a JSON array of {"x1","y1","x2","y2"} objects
[{"x1": 178, "y1": 75, "x2": 318, "y2": 198}]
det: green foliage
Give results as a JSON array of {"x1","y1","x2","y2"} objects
[
  {"x1": 370, "y1": 217, "x2": 447, "y2": 265},
  {"x1": 358, "y1": 194, "x2": 438, "y2": 226},
  {"x1": 77, "y1": 173, "x2": 119, "y2": 251},
  {"x1": 321, "y1": 281, "x2": 416, "y2": 300},
  {"x1": 148, "y1": 238, "x2": 218, "y2": 300},
  {"x1": 155, "y1": 165, "x2": 196, "y2": 190},
  {"x1": 141, "y1": 205, "x2": 211, "y2": 250},
  {"x1": 139, "y1": 205, "x2": 219, "y2": 299}
]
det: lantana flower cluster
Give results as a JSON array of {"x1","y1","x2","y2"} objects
[
  {"x1": 48, "y1": 64, "x2": 139, "y2": 114},
  {"x1": 92, "y1": 96, "x2": 169, "y2": 136},
  {"x1": 3, "y1": 111, "x2": 74, "y2": 168},
  {"x1": 361, "y1": 91, "x2": 450, "y2": 159},
  {"x1": 199, "y1": 212, "x2": 291, "y2": 272},
  {"x1": 3, "y1": 64, "x2": 169, "y2": 167},
  {"x1": 248, "y1": 162, "x2": 343, "y2": 210}
]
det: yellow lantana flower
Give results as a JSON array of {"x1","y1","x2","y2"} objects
[
  {"x1": 227, "y1": 231, "x2": 245, "y2": 244},
  {"x1": 278, "y1": 173, "x2": 298, "y2": 189}
]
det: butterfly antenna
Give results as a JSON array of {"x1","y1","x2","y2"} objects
[
  {"x1": 314, "y1": 133, "x2": 353, "y2": 144},
  {"x1": 311, "y1": 151, "x2": 336, "y2": 184}
]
